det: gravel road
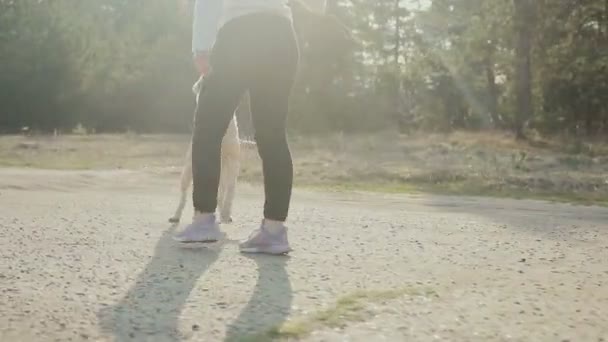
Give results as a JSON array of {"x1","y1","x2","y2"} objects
[{"x1": 1, "y1": 168, "x2": 607, "y2": 342}]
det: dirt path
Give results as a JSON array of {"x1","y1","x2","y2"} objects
[{"x1": 1, "y1": 168, "x2": 607, "y2": 341}]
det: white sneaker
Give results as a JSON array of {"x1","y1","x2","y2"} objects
[
  {"x1": 239, "y1": 222, "x2": 292, "y2": 255},
  {"x1": 173, "y1": 213, "x2": 224, "y2": 243}
]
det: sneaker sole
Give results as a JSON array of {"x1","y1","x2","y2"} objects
[
  {"x1": 173, "y1": 232, "x2": 225, "y2": 244},
  {"x1": 240, "y1": 245, "x2": 292, "y2": 255},
  {"x1": 173, "y1": 238, "x2": 219, "y2": 244}
]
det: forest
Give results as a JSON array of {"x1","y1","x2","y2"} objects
[{"x1": 1, "y1": 0, "x2": 607, "y2": 138}]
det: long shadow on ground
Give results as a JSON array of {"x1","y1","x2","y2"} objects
[
  {"x1": 224, "y1": 255, "x2": 292, "y2": 341},
  {"x1": 97, "y1": 225, "x2": 233, "y2": 341}
]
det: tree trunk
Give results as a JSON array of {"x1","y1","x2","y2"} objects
[
  {"x1": 484, "y1": 53, "x2": 500, "y2": 128},
  {"x1": 513, "y1": 0, "x2": 534, "y2": 140},
  {"x1": 301, "y1": 0, "x2": 327, "y2": 12},
  {"x1": 394, "y1": 0, "x2": 401, "y2": 67},
  {"x1": 393, "y1": 0, "x2": 404, "y2": 132},
  {"x1": 605, "y1": 0, "x2": 608, "y2": 39}
]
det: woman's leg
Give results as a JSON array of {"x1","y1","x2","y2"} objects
[
  {"x1": 249, "y1": 77, "x2": 295, "y2": 222},
  {"x1": 191, "y1": 71, "x2": 245, "y2": 215},
  {"x1": 174, "y1": 18, "x2": 247, "y2": 243},
  {"x1": 238, "y1": 14, "x2": 299, "y2": 254}
]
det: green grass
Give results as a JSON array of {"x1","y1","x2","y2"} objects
[
  {"x1": 1, "y1": 132, "x2": 607, "y2": 206},
  {"x1": 297, "y1": 180, "x2": 608, "y2": 207},
  {"x1": 235, "y1": 287, "x2": 437, "y2": 342}
]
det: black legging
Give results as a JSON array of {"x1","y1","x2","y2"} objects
[{"x1": 192, "y1": 13, "x2": 299, "y2": 222}]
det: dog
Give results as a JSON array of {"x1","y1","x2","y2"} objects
[{"x1": 169, "y1": 76, "x2": 255, "y2": 224}]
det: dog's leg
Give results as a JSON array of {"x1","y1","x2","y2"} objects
[
  {"x1": 217, "y1": 153, "x2": 227, "y2": 221},
  {"x1": 169, "y1": 143, "x2": 193, "y2": 223},
  {"x1": 218, "y1": 141, "x2": 240, "y2": 223},
  {"x1": 169, "y1": 75, "x2": 204, "y2": 223},
  {"x1": 219, "y1": 152, "x2": 240, "y2": 224},
  {"x1": 218, "y1": 117, "x2": 241, "y2": 223}
]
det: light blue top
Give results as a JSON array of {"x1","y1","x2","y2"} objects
[{"x1": 192, "y1": 0, "x2": 292, "y2": 54}]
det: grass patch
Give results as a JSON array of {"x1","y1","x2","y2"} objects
[
  {"x1": 236, "y1": 287, "x2": 437, "y2": 342},
  {"x1": 418, "y1": 181, "x2": 608, "y2": 206},
  {"x1": 297, "y1": 180, "x2": 608, "y2": 207},
  {"x1": 1, "y1": 132, "x2": 607, "y2": 206}
]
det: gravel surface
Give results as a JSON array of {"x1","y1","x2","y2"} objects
[{"x1": 0, "y1": 168, "x2": 607, "y2": 342}]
